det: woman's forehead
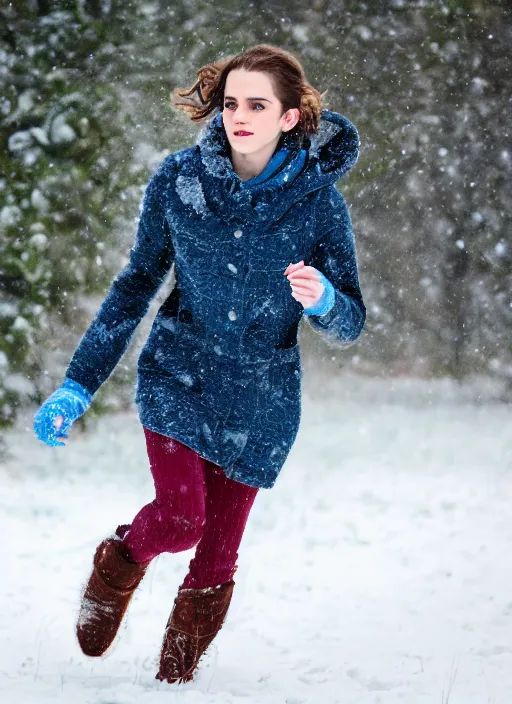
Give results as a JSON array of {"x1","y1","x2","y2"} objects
[{"x1": 224, "y1": 69, "x2": 276, "y2": 98}]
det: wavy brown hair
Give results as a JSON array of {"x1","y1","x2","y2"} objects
[{"x1": 171, "y1": 44, "x2": 328, "y2": 147}]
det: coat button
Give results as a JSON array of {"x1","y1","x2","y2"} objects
[
  {"x1": 228, "y1": 310, "x2": 237, "y2": 321},
  {"x1": 233, "y1": 229, "x2": 243, "y2": 238},
  {"x1": 227, "y1": 263, "x2": 238, "y2": 274}
]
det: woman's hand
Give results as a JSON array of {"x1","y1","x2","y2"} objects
[
  {"x1": 284, "y1": 260, "x2": 325, "y2": 308},
  {"x1": 33, "y1": 378, "x2": 93, "y2": 447}
]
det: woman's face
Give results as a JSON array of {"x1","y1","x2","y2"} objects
[{"x1": 222, "y1": 69, "x2": 299, "y2": 156}]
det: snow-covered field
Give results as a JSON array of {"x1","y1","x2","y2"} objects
[{"x1": 2, "y1": 368, "x2": 512, "y2": 704}]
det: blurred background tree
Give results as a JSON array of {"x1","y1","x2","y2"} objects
[
  {"x1": 0, "y1": 0, "x2": 152, "y2": 440},
  {"x1": 1, "y1": 0, "x2": 510, "y2": 449}
]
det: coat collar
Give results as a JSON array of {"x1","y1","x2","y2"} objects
[
  {"x1": 184, "y1": 108, "x2": 359, "y2": 226},
  {"x1": 196, "y1": 108, "x2": 359, "y2": 197}
]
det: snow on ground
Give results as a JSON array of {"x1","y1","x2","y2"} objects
[{"x1": 1, "y1": 368, "x2": 512, "y2": 704}]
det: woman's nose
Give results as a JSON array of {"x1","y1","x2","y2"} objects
[{"x1": 233, "y1": 108, "x2": 249, "y2": 122}]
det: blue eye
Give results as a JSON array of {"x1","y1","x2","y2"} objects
[{"x1": 224, "y1": 102, "x2": 264, "y2": 110}]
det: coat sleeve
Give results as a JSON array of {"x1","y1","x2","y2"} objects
[
  {"x1": 64, "y1": 155, "x2": 177, "y2": 397},
  {"x1": 304, "y1": 188, "x2": 366, "y2": 345}
]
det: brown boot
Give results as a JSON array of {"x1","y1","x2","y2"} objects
[
  {"x1": 155, "y1": 580, "x2": 235, "y2": 684},
  {"x1": 76, "y1": 526, "x2": 150, "y2": 657}
]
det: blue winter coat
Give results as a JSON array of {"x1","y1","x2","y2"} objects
[{"x1": 65, "y1": 108, "x2": 366, "y2": 489}]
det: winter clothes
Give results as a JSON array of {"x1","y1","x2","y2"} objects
[
  {"x1": 123, "y1": 426, "x2": 258, "y2": 584},
  {"x1": 76, "y1": 529, "x2": 151, "y2": 657},
  {"x1": 303, "y1": 271, "x2": 336, "y2": 316},
  {"x1": 155, "y1": 580, "x2": 235, "y2": 684},
  {"x1": 63, "y1": 108, "x2": 366, "y2": 489},
  {"x1": 33, "y1": 378, "x2": 92, "y2": 446}
]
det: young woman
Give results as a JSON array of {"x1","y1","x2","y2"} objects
[{"x1": 33, "y1": 44, "x2": 366, "y2": 684}]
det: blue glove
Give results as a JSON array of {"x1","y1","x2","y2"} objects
[
  {"x1": 303, "y1": 272, "x2": 336, "y2": 316},
  {"x1": 33, "y1": 378, "x2": 93, "y2": 447}
]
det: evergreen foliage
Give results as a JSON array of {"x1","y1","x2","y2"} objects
[{"x1": 0, "y1": 3, "x2": 137, "y2": 431}]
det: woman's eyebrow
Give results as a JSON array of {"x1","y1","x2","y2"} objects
[{"x1": 224, "y1": 96, "x2": 273, "y2": 102}]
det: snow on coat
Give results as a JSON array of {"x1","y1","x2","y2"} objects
[{"x1": 65, "y1": 108, "x2": 366, "y2": 489}]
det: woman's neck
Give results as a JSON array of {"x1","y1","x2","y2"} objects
[{"x1": 230, "y1": 139, "x2": 280, "y2": 182}]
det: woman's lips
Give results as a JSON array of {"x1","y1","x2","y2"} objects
[{"x1": 233, "y1": 131, "x2": 253, "y2": 137}]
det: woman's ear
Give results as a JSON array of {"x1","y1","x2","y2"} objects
[{"x1": 281, "y1": 107, "x2": 300, "y2": 133}]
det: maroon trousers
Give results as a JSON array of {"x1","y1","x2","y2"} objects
[{"x1": 122, "y1": 426, "x2": 259, "y2": 589}]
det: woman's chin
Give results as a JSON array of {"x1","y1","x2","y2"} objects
[{"x1": 230, "y1": 143, "x2": 257, "y2": 154}]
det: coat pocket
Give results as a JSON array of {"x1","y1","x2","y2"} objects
[
  {"x1": 269, "y1": 344, "x2": 301, "y2": 396},
  {"x1": 138, "y1": 315, "x2": 203, "y2": 394},
  {"x1": 265, "y1": 344, "x2": 302, "y2": 443}
]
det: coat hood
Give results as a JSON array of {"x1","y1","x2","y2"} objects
[{"x1": 195, "y1": 108, "x2": 360, "y2": 198}]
